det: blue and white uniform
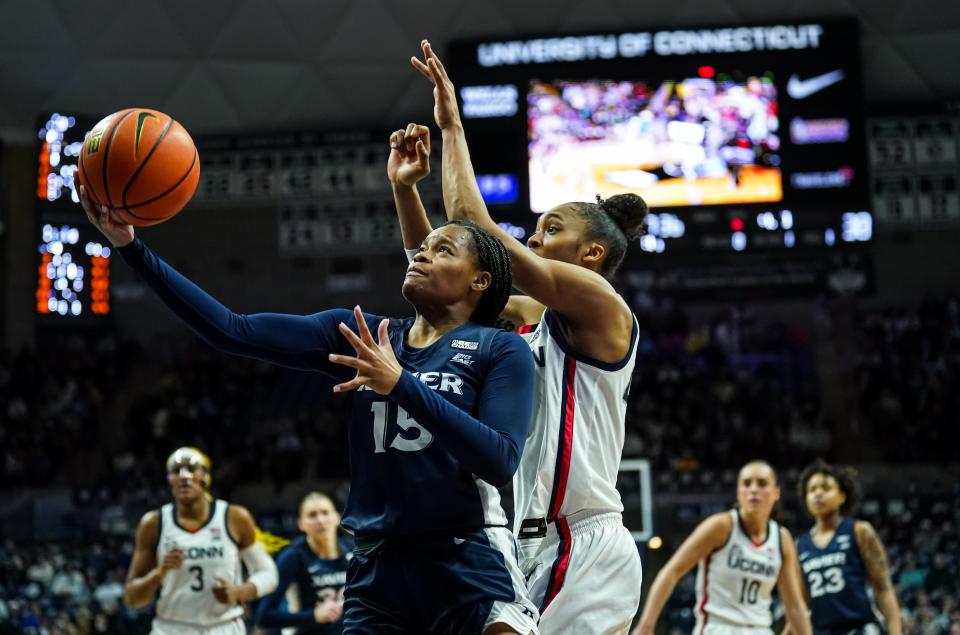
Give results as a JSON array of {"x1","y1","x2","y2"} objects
[
  {"x1": 119, "y1": 238, "x2": 539, "y2": 634},
  {"x1": 797, "y1": 517, "x2": 880, "y2": 635},
  {"x1": 255, "y1": 536, "x2": 352, "y2": 634}
]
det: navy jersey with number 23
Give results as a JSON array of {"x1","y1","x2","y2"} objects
[{"x1": 797, "y1": 517, "x2": 875, "y2": 631}]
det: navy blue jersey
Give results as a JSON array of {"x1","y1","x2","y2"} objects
[
  {"x1": 255, "y1": 536, "x2": 352, "y2": 634},
  {"x1": 797, "y1": 517, "x2": 876, "y2": 630},
  {"x1": 120, "y1": 239, "x2": 534, "y2": 539}
]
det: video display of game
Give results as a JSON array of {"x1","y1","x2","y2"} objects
[{"x1": 528, "y1": 75, "x2": 781, "y2": 211}]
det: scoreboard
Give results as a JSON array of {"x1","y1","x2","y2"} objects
[{"x1": 35, "y1": 112, "x2": 112, "y2": 324}]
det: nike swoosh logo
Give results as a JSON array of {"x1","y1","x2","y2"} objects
[
  {"x1": 453, "y1": 537, "x2": 465, "y2": 545},
  {"x1": 135, "y1": 112, "x2": 160, "y2": 159},
  {"x1": 786, "y1": 70, "x2": 845, "y2": 99}
]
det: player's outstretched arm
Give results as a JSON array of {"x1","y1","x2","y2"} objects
[
  {"x1": 124, "y1": 511, "x2": 182, "y2": 609},
  {"x1": 855, "y1": 521, "x2": 902, "y2": 635},
  {"x1": 411, "y1": 41, "x2": 632, "y2": 348},
  {"x1": 777, "y1": 528, "x2": 813, "y2": 635},
  {"x1": 630, "y1": 513, "x2": 732, "y2": 635},
  {"x1": 80, "y1": 185, "x2": 362, "y2": 376}
]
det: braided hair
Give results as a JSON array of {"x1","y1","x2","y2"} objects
[
  {"x1": 570, "y1": 193, "x2": 649, "y2": 278},
  {"x1": 798, "y1": 459, "x2": 862, "y2": 516},
  {"x1": 442, "y1": 220, "x2": 513, "y2": 327}
]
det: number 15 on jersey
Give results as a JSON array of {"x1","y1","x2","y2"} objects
[{"x1": 369, "y1": 402, "x2": 433, "y2": 453}]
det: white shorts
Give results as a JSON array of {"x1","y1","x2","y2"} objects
[
  {"x1": 519, "y1": 511, "x2": 642, "y2": 635},
  {"x1": 695, "y1": 621, "x2": 773, "y2": 635},
  {"x1": 151, "y1": 617, "x2": 245, "y2": 635}
]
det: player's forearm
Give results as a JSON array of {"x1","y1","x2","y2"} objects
[
  {"x1": 784, "y1": 603, "x2": 812, "y2": 635},
  {"x1": 124, "y1": 568, "x2": 165, "y2": 609},
  {"x1": 391, "y1": 183, "x2": 433, "y2": 249},
  {"x1": 876, "y1": 588, "x2": 902, "y2": 635},
  {"x1": 389, "y1": 368, "x2": 530, "y2": 486},
  {"x1": 233, "y1": 581, "x2": 260, "y2": 603},
  {"x1": 634, "y1": 568, "x2": 680, "y2": 633},
  {"x1": 440, "y1": 125, "x2": 492, "y2": 228}
]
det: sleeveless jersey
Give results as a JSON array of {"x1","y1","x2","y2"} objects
[
  {"x1": 694, "y1": 510, "x2": 783, "y2": 631},
  {"x1": 797, "y1": 517, "x2": 876, "y2": 630},
  {"x1": 513, "y1": 309, "x2": 638, "y2": 527},
  {"x1": 155, "y1": 499, "x2": 244, "y2": 626}
]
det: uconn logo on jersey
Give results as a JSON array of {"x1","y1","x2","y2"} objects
[
  {"x1": 728, "y1": 545, "x2": 778, "y2": 577},
  {"x1": 183, "y1": 545, "x2": 225, "y2": 561}
]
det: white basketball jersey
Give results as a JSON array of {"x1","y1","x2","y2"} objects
[
  {"x1": 694, "y1": 510, "x2": 783, "y2": 631},
  {"x1": 513, "y1": 309, "x2": 638, "y2": 529},
  {"x1": 155, "y1": 499, "x2": 244, "y2": 626}
]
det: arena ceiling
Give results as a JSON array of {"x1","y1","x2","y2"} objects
[{"x1": 0, "y1": 0, "x2": 957, "y2": 142}]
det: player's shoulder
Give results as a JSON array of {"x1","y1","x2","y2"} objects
[
  {"x1": 699, "y1": 511, "x2": 735, "y2": 544},
  {"x1": 852, "y1": 518, "x2": 877, "y2": 542},
  {"x1": 226, "y1": 502, "x2": 255, "y2": 525},
  {"x1": 135, "y1": 509, "x2": 162, "y2": 540},
  {"x1": 488, "y1": 326, "x2": 531, "y2": 352}
]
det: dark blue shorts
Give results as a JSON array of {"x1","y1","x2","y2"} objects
[{"x1": 342, "y1": 527, "x2": 536, "y2": 634}]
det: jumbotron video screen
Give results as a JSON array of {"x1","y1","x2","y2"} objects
[{"x1": 448, "y1": 20, "x2": 870, "y2": 253}]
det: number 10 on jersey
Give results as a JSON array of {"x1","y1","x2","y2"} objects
[{"x1": 370, "y1": 402, "x2": 433, "y2": 453}]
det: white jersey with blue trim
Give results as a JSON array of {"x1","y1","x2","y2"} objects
[
  {"x1": 694, "y1": 510, "x2": 783, "y2": 631},
  {"x1": 154, "y1": 499, "x2": 244, "y2": 627},
  {"x1": 513, "y1": 308, "x2": 638, "y2": 528}
]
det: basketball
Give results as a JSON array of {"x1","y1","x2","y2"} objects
[{"x1": 78, "y1": 108, "x2": 200, "y2": 227}]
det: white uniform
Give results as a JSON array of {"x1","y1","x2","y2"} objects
[
  {"x1": 514, "y1": 309, "x2": 643, "y2": 634},
  {"x1": 151, "y1": 499, "x2": 246, "y2": 635},
  {"x1": 693, "y1": 510, "x2": 784, "y2": 635}
]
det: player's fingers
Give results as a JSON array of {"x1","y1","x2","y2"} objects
[
  {"x1": 389, "y1": 129, "x2": 404, "y2": 149},
  {"x1": 423, "y1": 41, "x2": 447, "y2": 73},
  {"x1": 416, "y1": 126, "x2": 431, "y2": 154},
  {"x1": 405, "y1": 122, "x2": 418, "y2": 139},
  {"x1": 327, "y1": 353, "x2": 363, "y2": 370},
  {"x1": 353, "y1": 306, "x2": 376, "y2": 346},
  {"x1": 411, "y1": 56, "x2": 435, "y2": 83},
  {"x1": 337, "y1": 322, "x2": 367, "y2": 355},
  {"x1": 212, "y1": 576, "x2": 226, "y2": 587},
  {"x1": 427, "y1": 58, "x2": 446, "y2": 91},
  {"x1": 416, "y1": 140, "x2": 430, "y2": 165},
  {"x1": 332, "y1": 377, "x2": 364, "y2": 393},
  {"x1": 377, "y1": 319, "x2": 391, "y2": 348}
]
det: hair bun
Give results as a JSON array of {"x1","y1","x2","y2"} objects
[{"x1": 596, "y1": 193, "x2": 648, "y2": 240}]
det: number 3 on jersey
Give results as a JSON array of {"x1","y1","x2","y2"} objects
[{"x1": 370, "y1": 402, "x2": 432, "y2": 453}]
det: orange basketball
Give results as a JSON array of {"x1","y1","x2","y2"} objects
[{"x1": 78, "y1": 108, "x2": 200, "y2": 227}]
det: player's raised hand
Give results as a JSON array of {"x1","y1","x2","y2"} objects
[
  {"x1": 329, "y1": 306, "x2": 403, "y2": 395},
  {"x1": 313, "y1": 597, "x2": 343, "y2": 623},
  {"x1": 78, "y1": 185, "x2": 135, "y2": 247},
  {"x1": 388, "y1": 124, "x2": 431, "y2": 187},
  {"x1": 411, "y1": 39, "x2": 462, "y2": 131}
]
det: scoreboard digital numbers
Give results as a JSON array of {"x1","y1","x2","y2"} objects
[
  {"x1": 447, "y1": 19, "x2": 872, "y2": 254},
  {"x1": 35, "y1": 112, "x2": 111, "y2": 323}
]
